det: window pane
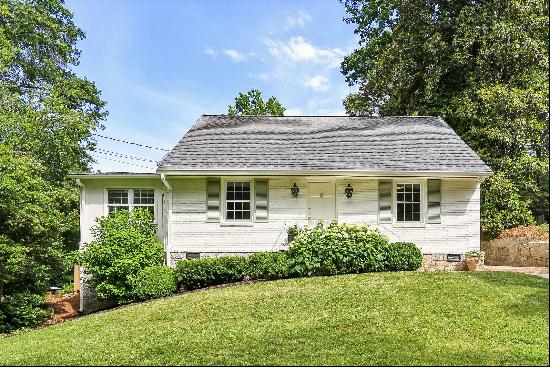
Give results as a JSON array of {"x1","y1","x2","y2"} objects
[
  {"x1": 235, "y1": 211, "x2": 243, "y2": 220},
  {"x1": 397, "y1": 192, "x2": 404, "y2": 202},
  {"x1": 413, "y1": 212, "x2": 420, "y2": 221},
  {"x1": 227, "y1": 191, "x2": 234, "y2": 200},
  {"x1": 108, "y1": 190, "x2": 128, "y2": 204},
  {"x1": 227, "y1": 202, "x2": 234, "y2": 210},
  {"x1": 109, "y1": 206, "x2": 128, "y2": 214},
  {"x1": 396, "y1": 184, "x2": 404, "y2": 193},
  {"x1": 134, "y1": 189, "x2": 154, "y2": 205},
  {"x1": 227, "y1": 211, "x2": 234, "y2": 220},
  {"x1": 243, "y1": 211, "x2": 250, "y2": 220},
  {"x1": 397, "y1": 203, "x2": 404, "y2": 221},
  {"x1": 413, "y1": 192, "x2": 420, "y2": 203}
]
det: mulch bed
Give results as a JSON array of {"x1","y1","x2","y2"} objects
[
  {"x1": 496, "y1": 225, "x2": 549, "y2": 240},
  {"x1": 44, "y1": 293, "x2": 80, "y2": 325}
]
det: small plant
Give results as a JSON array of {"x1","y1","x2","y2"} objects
[
  {"x1": 384, "y1": 242, "x2": 423, "y2": 271},
  {"x1": 133, "y1": 266, "x2": 177, "y2": 300},
  {"x1": 0, "y1": 292, "x2": 52, "y2": 333},
  {"x1": 287, "y1": 225, "x2": 300, "y2": 244},
  {"x1": 465, "y1": 250, "x2": 485, "y2": 271}
]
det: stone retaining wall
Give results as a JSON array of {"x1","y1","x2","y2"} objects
[{"x1": 481, "y1": 238, "x2": 549, "y2": 267}]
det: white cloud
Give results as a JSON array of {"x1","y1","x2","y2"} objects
[
  {"x1": 265, "y1": 36, "x2": 345, "y2": 68},
  {"x1": 284, "y1": 10, "x2": 312, "y2": 30},
  {"x1": 224, "y1": 49, "x2": 247, "y2": 63},
  {"x1": 304, "y1": 75, "x2": 330, "y2": 92},
  {"x1": 285, "y1": 107, "x2": 304, "y2": 115},
  {"x1": 203, "y1": 46, "x2": 218, "y2": 57}
]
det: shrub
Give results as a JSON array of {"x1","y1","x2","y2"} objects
[
  {"x1": 247, "y1": 252, "x2": 289, "y2": 280},
  {"x1": 79, "y1": 209, "x2": 165, "y2": 304},
  {"x1": 0, "y1": 292, "x2": 52, "y2": 333},
  {"x1": 133, "y1": 266, "x2": 177, "y2": 300},
  {"x1": 176, "y1": 256, "x2": 248, "y2": 291},
  {"x1": 286, "y1": 221, "x2": 390, "y2": 277},
  {"x1": 384, "y1": 242, "x2": 422, "y2": 271}
]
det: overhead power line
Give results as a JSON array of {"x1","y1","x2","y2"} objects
[
  {"x1": 96, "y1": 148, "x2": 158, "y2": 164},
  {"x1": 93, "y1": 133, "x2": 170, "y2": 152},
  {"x1": 91, "y1": 154, "x2": 156, "y2": 170}
]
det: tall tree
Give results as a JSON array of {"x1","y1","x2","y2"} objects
[
  {"x1": 341, "y1": 0, "x2": 549, "y2": 234},
  {"x1": 228, "y1": 89, "x2": 285, "y2": 116},
  {"x1": 0, "y1": 0, "x2": 106, "y2": 330}
]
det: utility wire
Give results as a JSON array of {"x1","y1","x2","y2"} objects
[
  {"x1": 91, "y1": 154, "x2": 156, "y2": 170},
  {"x1": 96, "y1": 148, "x2": 158, "y2": 164},
  {"x1": 93, "y1": 133, "x2": 170, "y2": 152}
]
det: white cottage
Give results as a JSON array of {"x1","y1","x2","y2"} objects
[{"x1": 71, "y1": 115, "x2": 492, "y2": 312}]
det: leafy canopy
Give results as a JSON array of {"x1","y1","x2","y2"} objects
[
  {"x1": 227, "y1": 89, "x2": 286, "y2": 116},
  {"x1": 341, "y1": 0, "x2": 549, "y2": 233},
  {"x1": 0, "y1": 0, "x2": 106, "y2": 331}
]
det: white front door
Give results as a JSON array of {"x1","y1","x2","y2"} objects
[{"x1": 308, "y1": 182, "x2": 336, "y2": 225}]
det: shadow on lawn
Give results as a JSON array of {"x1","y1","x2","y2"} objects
[{"x1": 463, "y1": 271, "x2": 549, "y2": 318}]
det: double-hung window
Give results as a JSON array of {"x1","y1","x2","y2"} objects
[
  {"x1": 225, "y1": 181, "x2": 251, "y2": 220},
  {"x1": 396, "y1": 183, "x2": 421, "y2": 222},
  {"x1": 107, "y1": 188, "x2": 156, "y2": 219}
]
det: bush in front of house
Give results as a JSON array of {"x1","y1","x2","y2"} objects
[
  {"x1": 176, "y1": 256, "x2": 248, "y2": 291},
  {"x1": 133, "y1": 266, "x2": 177, "y2": 300},
  {"x1": 384, "y1": 242, "x2": 423, "y2": 271},
  {"x1": 286, "y1": 221, "x2": 390, "y2": 277},
  {"x1": 246, "y1": 252, "x2": 290, "y2": 280},
  {"x1": 0, "y1": 292, "x2": 52, "y2": 333},
  {"x1": 79, "y1": 209, "x2": 165, "y2": 304}
]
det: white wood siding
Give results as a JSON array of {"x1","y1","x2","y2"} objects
[
  {"x1": 169, "y1": 177, "x2": 480, "y2": 254},
  {"x1": 78, "y1": 176, "x2": 480, "y2": 255}
]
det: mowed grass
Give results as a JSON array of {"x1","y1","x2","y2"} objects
[{"x1": 0, "y1": 272, "x2": 548, "y2": 366}]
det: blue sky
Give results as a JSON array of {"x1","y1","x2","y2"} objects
[{"x1": 66, "y1": 0, "x2": 358, "y2": 172}]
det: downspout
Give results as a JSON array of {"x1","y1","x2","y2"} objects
[
  {"x1": 160, "y1": 174, "x2": 172, "y2": 266},
  {"x1": 76, "y1": 179, "x2": 85, "y2": 312}
]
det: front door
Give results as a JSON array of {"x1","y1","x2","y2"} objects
[{"x1": 308, "y1": 182, "x2": 336, "y2": 225}]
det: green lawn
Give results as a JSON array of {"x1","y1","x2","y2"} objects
[{"x1": 0, "y1": 272, "x2": 548, "y2": 366}]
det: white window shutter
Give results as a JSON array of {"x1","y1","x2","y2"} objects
[
  {"x1": 206, "y1": 178, "x2": 221, "y2": 222},
  {"x1": 427, "y1": 179, "x2": 441, "y2": 223},
  {"x1": 378, "y1": 180, "x2": 392, "y2": 224},
  {"x1": 254, "y1": 179, "x2": 269, "y2": 222}
]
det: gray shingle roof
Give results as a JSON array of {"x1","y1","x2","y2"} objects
[{"x1": 157, "y1": 115, "x2": 492, "y2": 174}]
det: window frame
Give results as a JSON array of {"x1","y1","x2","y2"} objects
[
  {"x1": 392, "y1": 179, "x2": 426, "y2": 226},
  {"x1": 221, "y1": 178, "x2": 255, "y2": 225},
  {"x1": 104, "y1": 187, "x2": 158, "y2": 222}
]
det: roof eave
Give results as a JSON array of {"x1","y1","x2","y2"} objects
[{"x1": 155, "y1": 168, "x2": 493, "y2": 178}]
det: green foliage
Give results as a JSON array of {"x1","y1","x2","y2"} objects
[
  {"x1": 175, "y1": 256, "x2": 248, "y2": 291},
  {"x1": 286, "y1": 222, "x2": 391, "y2": 277},
  {"x1": 79, "y1": 209, "x2": 165, "y2": 304},
  {"x1": 341, "y1": 0, "x2": 549, "y2": 230},
  {"x1": 384, "y1": 242, "x2": 423, "y2": 271},
  {"x1": 481, "y1": 173, "x2": 535, "y2": 236},
  {"x1": 0, "y1": 0, "x2": 106, "y2": 332},
  {"x1": 133, "y1": 266, "x2": 177, "y2": 300},
  {"x1": 246, "y1": 252, "x2": 290, "y2": 280},
  {"x1": 227, "y1": 89, "x2": 285, "y2": 116},
  {"x1": 0, "y1": 291, "x2": 52, "y2": 333}
]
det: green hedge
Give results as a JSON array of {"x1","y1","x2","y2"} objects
[
  {"x1": 174, "y1": 223, "x2": 422, "y2": 292},
  {"x1": 133, "y1": 266, "x2": 177, "y2": 300},
  {"x1": 384, "y1": 242, "x2": 423, "y2": 271},
  {"x1": 0, "y1": 292, "x2": 52, "y2": 333},
  {"x1": 247, "y1": 252, "x2": 289, "y2": 280},
  {"x1": 176, "y1": 256, "x2": 248, "y2": 291}
]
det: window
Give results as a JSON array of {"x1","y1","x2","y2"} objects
[
  {"x1": 133, "y1": 189, "x2": 155, "y2": 216},
  {"x1": 107, "y1": 188, "x2": 155, "y2": 218},
  {"x1": 225, "y1": 181, "x2": 251, "y2": 220},
  {"x1": 396, "y1": 183, "x2": 421, "y2": 222},
  {"x1": 107, "y1": 189, "x2": 129, "y2": 214}
]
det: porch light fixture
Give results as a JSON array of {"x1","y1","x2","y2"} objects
[
  {"x1": 291, "y1": 183, "x2": 300, "y2": 198},
  {"x1": 345, "y1": 183, "x2": 354, "y2": 199}
]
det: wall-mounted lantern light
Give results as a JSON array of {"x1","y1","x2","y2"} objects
[
  {"x1": 345, "y1": 183, "x2": 354, "y2": 199},
  {"x1": 291, "y1": 183, "x2": 300, "y2": 198}
]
